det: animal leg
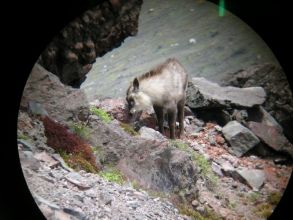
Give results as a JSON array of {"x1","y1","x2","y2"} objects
[
  {"x1": 168, "y1": 109, "x2": 177, "y2": 139},
  {"x1": 153, "y1": 106, "x2": 164, "y2": 134},
  {"x1": 177, "y1": 98, "x2": 185, "y2": 138}
]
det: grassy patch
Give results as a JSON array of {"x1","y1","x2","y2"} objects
[
  {"x1": 90, "y1": 106, "x2": 112, "y2": 123},
  {"x1": 70, "y1": 122, "x2": 91, "y2": 140},
  {"x1": 268, "y1": 191, "x2": 282, "y2": 206},
  {"x1": 120, "y1": 122, "x2": 138, "y2": 136},
  {"x1": 99, "y1": 167, "x2": 125, "y2": 185},
  {"x1": 254, "y1": 203, "x2": 273, "y2": 218}
]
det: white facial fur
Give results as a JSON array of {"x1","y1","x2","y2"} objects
[{"x1": 129, "y1": 91, "x2": 152, "y2": 113}]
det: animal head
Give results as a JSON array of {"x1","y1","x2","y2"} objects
[{"x1": 126, "y1": 78, "x2": 152, "y2": 114}]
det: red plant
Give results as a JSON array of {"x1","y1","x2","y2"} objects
[{"x1": 41, "y1": 116, "x2": 97, "y2": 168}]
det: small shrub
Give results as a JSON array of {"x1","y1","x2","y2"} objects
[
  {"x1": 120, "y1": 122, "x2": 138, "y2": 136},
  {"x1": 90, "y1": 106, "x2": 112, "y2": 123},
  {"x1": 254, "y1": 203, "x2": 273, "y2": 218},
  {"x1": 70, "y1": 122, "x2": 91, "y2": 140},
  {"x1": 42, "y1": 116, "x2": 99, "y2": 173},
  {"x1": 99, "y1": 168, "x2": 125, "y2": 184},
  {"x1": 268, "y1": 191, "x2": 282, "y2": 206}
]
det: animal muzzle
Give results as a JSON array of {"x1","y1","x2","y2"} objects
[{"x1": 128, "y1": 110, "x2": 142, "y2": 123}]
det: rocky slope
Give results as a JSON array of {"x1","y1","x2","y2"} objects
[
  {"x1": 18, "y1": 64, "x2": 292, "y2": 219},
  {"x1": 81, "y1": 0, "x2": 280, "y2": 100},
  {"x1": 38, "y1": 0, "x2": 143, "y2": 87}
]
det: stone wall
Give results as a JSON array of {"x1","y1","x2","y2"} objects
[{"x1": 38, "y1": 0, "x2": 143, "y2": 87}]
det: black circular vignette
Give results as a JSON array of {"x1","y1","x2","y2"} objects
[{"x1": 2, "y1": 0, "x2": 292, "y2": 219}]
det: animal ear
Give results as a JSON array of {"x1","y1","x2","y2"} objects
[{"x1": 133, "y1": 78, "x2": 139, "y2": 90}]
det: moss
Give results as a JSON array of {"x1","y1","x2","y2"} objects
[
  {"x1": 90, "y1": 106, "x2": 112, "y2": 123},
  {"x1": 192, "y1": 152, "x2": 219, "y2": 188},
  {"x1": 169, "y1": 139, "x2": 190, "y2": 151},
  {"x1": 254, "y1": 203, "x2": 273, "y2": 218},
  {"x1": 120, "y1": 122, "x2": 138, "y2": 136},
  {"x1": 99, "y1": 167, "x2": 125, "y2": 185},
  {"x1": 69, "y1": 122, "x2": 91, "y2": 140},
  {"x1": 268, "y1": 191, "x2": 282, "y2": 206}
]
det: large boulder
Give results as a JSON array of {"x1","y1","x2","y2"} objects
[
  {"x1": 20, "y1": 64, "x2": 89, "y2": 123},
  {"x1": 247, "y1": 121, "x2": 292, "y2": 157},
  {"x1": 186, "y1": 77, "x2": 266, "y2": 109},
  {"x1": 118, "y1": 145, "x2": 199, "y2": 194},
  {"x1": 38, "y1": 0, "x2": 143, "y2": 87},
  {"x1": 87, "y1": 117, "x2": 199, "y2": 195},
  {"x1": 222, "y1": 63, "x2": 293, "y2": 141},
  {"x1": 222, "y1": 121, "x2": 260, "y2": 157}
]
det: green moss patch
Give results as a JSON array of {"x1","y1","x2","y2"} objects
[
  {"x1": 120, "y1": 122, "x2": 138, "y2": 136},
  {"x1": 99, "y1": 167, "x2": 125, "y2": 185},
  {"x1": 90, "y1": 106, "x2": 112, "y2": 123}
]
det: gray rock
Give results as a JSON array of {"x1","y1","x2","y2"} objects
[
  {"x1": 28, "y1": 101, "x2": 49, "y2": 117},
  {"x1": 19, "y1": 150, "x2": 40, "y2": 171},
  {"x1": 117, "y1": 146, "x2": 199, "y2": 194},
  {"x1": 191, "y1": 200, "x2": 199, "y2": 207},
  {"x1": 247, "y1": 121, "x2": 292, "y2": 157},
  {"x1": 186, "y1": 77, "x2": 266, "y2": 109},
  {"x1": 63, "y1": 207, "x2": 87, "y2": 219},
  {"x1": 236, "y1": 168, "x2": 265, "y2": 191},
  {"x1": 34, "y1": 151, "x2": 60, "y2": 168},
  {"x1": 52, "y1": 154, "x2": 74, "y2": 172},
  {"x1": 220, "y1": 161, "x2": 237, "y2": 178},
  {"x1": 139, "y1": 126, "x2": 166, "y2": 142},
  {"x1": 222, "y1": 121, "x2": 260, "y2": 157},
  {"x1": 211, "y1": 162, "x2": 223, "y2": 176},
  {"x1": 255, "y1": 106, "x2": 283, "y2": 132},
  {"x1": 232, "y1": 109, "x2": 248, "y2": 123},
  {"x1": 17, "y1": 139, "x2": 35, "y2": 151},
  {"x1": 65, "y1": 172, "x2": 93, "y2": 189}
]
